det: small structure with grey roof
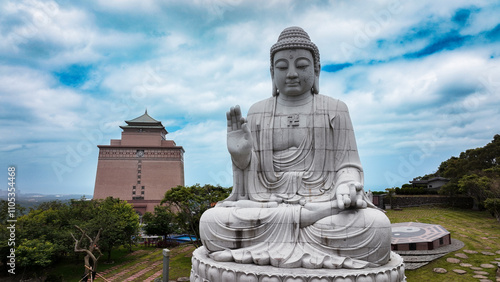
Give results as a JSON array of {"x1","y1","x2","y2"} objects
[{"x1": 410, "y1": 177, "x2": 450, "y2": 192}]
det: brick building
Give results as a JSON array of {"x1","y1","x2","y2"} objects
[{"x1": 93, "y1": 111, "x2": 184, "y2": 215}]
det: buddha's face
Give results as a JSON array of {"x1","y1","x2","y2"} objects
[{"x1": 273, "y1": 49, "x2": 316, "y2": 97}]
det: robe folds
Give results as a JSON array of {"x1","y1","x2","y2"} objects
[{"x1": 200, "y1": 94, "x2": 391, "y2": 269}]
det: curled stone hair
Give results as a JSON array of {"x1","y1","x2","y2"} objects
[{"x1": 270, "y1": 26, "x2": 321, "y2": 75}]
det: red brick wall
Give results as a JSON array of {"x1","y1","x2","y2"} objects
[{"x1": 93, "y1": 144, "x2": 184, "y2": 214}]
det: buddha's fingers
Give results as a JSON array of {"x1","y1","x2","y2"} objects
[
  {"x1": 241, "y1": 122, "x2": 251, "y2": 137},
  {"x1": 231, "y1": 107, "x2": 239, "y2": 131},
  {"x1": 227, "y1": 106, "x2": 241, "y2": 131},
  {"x1": 356, "y1": 197, "x2": 367, "y2": 208},
  {"x1": 233, "y1": 105, "x2": 242, "y2": 130},
  {"x1": 343, "y1": 194, "x2": 351, "y2": 208},
  {"x1": 354, "y1": 182, "x2": 363, "y2": 191},
  {"x1": 337, "y1": 197, "x2": 345, "y2": 210},
  {"x1": 239, "y1": 116, "x2": 246, "y2": 127},
  {"x1": 226, "y1": 110, "x2": 233, "y2": 132}
]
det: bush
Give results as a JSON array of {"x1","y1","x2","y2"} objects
[
  {"x1": 396, "y1": 186, "x2": 438, "y2": 195},
  {"x1": 484, "y1": 198, "x2": 500, "y2": 222}
]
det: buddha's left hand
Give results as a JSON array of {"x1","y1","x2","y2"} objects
[{"x1": 336, "y1": 182, "x2": 368, "y2": 210}]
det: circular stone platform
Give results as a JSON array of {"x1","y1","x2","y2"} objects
[
  {"x1": 391, "y1": 222, "x2": 451, "y2": 251},
  {"x1": 190, "y1": 246, "x2": 406, "y2": 282}
]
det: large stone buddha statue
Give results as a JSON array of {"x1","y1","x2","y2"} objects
[{"x1": 199, "y1": 27, "x2": 392, "y2": 270}]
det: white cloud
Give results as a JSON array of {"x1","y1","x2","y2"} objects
[
  {"x1": 92, "y1": 0, "x2": 160, "y2": 13},
  {"x1": 461, "y1": 7, "x2": 500, "y2": 35}
]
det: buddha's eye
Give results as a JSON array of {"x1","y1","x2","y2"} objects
[
  {"x1": 275, "y1": 61, "x2": 288, "y2": 70},
  {"x1": 296, "y1": 59, "x2": 310, "y2": 69}
]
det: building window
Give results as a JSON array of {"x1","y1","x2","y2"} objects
[
  {"x1": 141, "y1": 191, "x2": 144, "y2": 195},
  {"x1": 132, "y1": 191, "x2": 136, "y2": 195},
  {"x1": 138, "y1": 175, "x2": 141, "y2": 179},
  {"x1": 137, "y1": 180, "x2": 141, "y2": 184},
  {"x1": 141, "y1": 186, "x2": 145, "y2": 190},
  {"x1": 409, "y1": 243, "x2": 416, "y2": 250},
  {"x1": 439, "y1": 238, "x2": 444, "y2": 245}
]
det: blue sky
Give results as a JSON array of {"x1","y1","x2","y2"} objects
[{"x1": 1, "y1": 0, "x2": 499, "y2": 195}]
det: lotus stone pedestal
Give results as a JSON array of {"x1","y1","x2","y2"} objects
[{"x1": 190, "y1": 247, "x2": 406, "y2": 282}]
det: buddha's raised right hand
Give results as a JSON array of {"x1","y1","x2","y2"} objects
[{"x1": 227, "y1": 105, "x2": 252, "y2": 169}]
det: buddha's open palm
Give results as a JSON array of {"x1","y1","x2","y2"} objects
[{"x1": 227, "y1": 105, "x2": 252, "y2": 169}]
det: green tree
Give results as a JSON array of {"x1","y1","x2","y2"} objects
[
  {"x1": 484, "y1": 198, "x2": 500, "y2": 223},
  {"x1": 385, "y1": 187, "x2": 396, "y2": 209},
  {"x1": 11, "y1": 197, "x2": 140, "y2": 276},
  {"x1": 161, "y1": 184, "x2": 231, "y2": 245},
  {"x1": 431, "y1": 135, "x2": 500, "y2": 216},
  {"x1": 437, "y1": 134, "x2": 500, "y2": 179},
  {"x1": 0, "y1": 200, "x2": 26, "y2": 269},
  {"x1": 17, "y1": 238, "x2": 57, "y2": 279},
  {"x1": 439, "y1": 181, "x2": 461, "y2": 196},
  {"x1": 91, "y1": 197, "x2": 140, "y2": 261},
  {"x1": 143, "y1": 205, "x2": 179, "y2": 238},
  {"x1": 458, "y1": 174, "x2": 492, "y2": 209},
  {"x1": 16, "y1": 202, "x2": 72, "y2": 259}
]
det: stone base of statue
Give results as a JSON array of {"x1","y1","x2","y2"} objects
[{"x1": 190, "y1": 246, "x2": 406, "y2": 282}]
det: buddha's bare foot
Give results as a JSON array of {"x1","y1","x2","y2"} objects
[
  {"x1": 211, "y1": 250, "x2": 234, "y2": 262},
  {"x1": 303, "y1": 201, "x2": 338, "y2": 212}
]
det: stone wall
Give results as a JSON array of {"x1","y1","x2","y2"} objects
[{"x1": 385, "y1": 195, "x2": 473, "y2": 209}]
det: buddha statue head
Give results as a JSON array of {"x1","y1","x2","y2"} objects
[{"x1": 270, "y1": 27, "x2": 321, "y2": 96}]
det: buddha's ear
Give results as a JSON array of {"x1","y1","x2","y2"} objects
[
  {"x1": 272, "y1": 85, "x2": 279, "y2": 96},
  {"x1": 312, "y1": 72, "x2": 320, "y2": 94},
  {"x1": 271, "y1": 68, "x2": 279, "y2": 96}
]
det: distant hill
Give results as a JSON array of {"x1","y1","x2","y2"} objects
[{"x1": 0, "y1": 191, "x2": 92, "y2": 211}]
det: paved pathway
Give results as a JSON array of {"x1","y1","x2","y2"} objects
[
  {"x1": 394, "y1": 238, "x2": 464, "y2": 269},
  {"x1": 94, "y1": 249, "x2": 164, "y2": 281},
  {"x1": 143, "y1": 269, "x2": 163, "y2": 282},
  {"x1": 122, "y1": 261, "x2": 162, "y2": 281},
  {"x1": 432, "y1": 247, "x2": 500, "y2": 281}
]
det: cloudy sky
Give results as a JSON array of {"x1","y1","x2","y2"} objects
[{"x1": 1, "y1": 0, "x2": 499, "y2": 196}]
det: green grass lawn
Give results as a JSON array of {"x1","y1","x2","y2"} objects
[{"x1": 42, "y1": 206, "x2": 499, "y2": 281}]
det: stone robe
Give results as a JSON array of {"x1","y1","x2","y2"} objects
[{"x1": 200, "y1": 94, "x2": 391, "y2": 269}]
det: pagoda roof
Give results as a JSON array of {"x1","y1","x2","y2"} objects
[
  {"x1": 120, "y1": 110, "x2": 168, "y2": 133},
  {"x1": 126, "y1": 110, "x2": 160, "y2": 123}
]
